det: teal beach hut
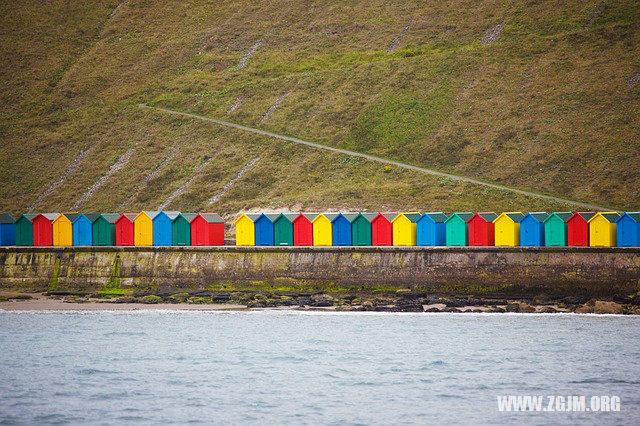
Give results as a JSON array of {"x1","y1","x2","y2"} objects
[
  {"x1": 0, "y1": 213, "x2": 16, "y2": 246},
  {"x1": 444, "y1": 212, "x2": 473, "y2": 246},
  {"x1": 172, "y1": 213, "x2": 196, "y2": 246},
  {"x1": 351, "y1": 212, "x2": 377, "y2": 246},
  {"x1": 274, "y1": 213, "x2": 298, "y2": 246},
  {"x1": 417, "y1": 212, "x2": 448, "y2": 246},
  {"x1": 15, "y1": 214, "x2": 36, "y2": 246},
  {"x1": 543, "y1": 212, "x2": 572, "y2": 246}
]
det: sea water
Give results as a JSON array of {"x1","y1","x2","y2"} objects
[{"x1": 0, "y1": 311, "x2": 639, "y2": 425}]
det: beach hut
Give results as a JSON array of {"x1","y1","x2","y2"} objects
[
  {"x1": 191, "y1": 213, "x2": 225, "y2": 246},
  {"x1": 391, "y1": 213, "x2": 421, "y2": 246},
  {"x1": 494, "y1": 212, "x2": 524, "y2": 246},
  {"x1": 588, "y1": 212, "x2": 620, "y2": 247},
  {"x1": 234, "y1": 213, "x2": 259, "y2": 246},
  {"x1": 616, "y1": 213, "x2": 640, "y2": 247},
  {"x1": 332, "y1": 213, "x2": 357, "y2": 246},
  {"x1": 115, "y1": 213, "x2": 136, "y2": 246},
  {"x1": 153, "y1": 211, "x2": 179, "y2": 246},
  {"x1": 312, "y1": 213, "x2": 333, "y2": 246},
  {"x1": 543, "y1": 212, "x2": 572, "y2": 247},
  {"x1": 33, "y1": 213, "x2": 58, "y2": 246},
  {"x1": 172, "y1": 213, "x2": 196, "y2": 246},
  {"x1": 293, "y1": 213, "x2": 316, "y2": 246},
  {"x1": 254, "y1": 213, "x2": 279, "y2": 246},
  {"x1": 371, "y1": 213, "x2": 394, "y2": 246},
  {"x1": 416, "y1": 212, "x2": 448, "y2": 246},
  {"x1": 352, "y1": 213, "x2": 377, "y2": 246},
  {"x1": 134, "y1": 211, "x2": 154, "y2": 246},
  {"x1": 274, "y1": 213, "x2": 298, "y2": 246},
  {"x1": 92, "y1": 213, "x2": 118, "y2": 246},
  {"x1": 71, "y1": 214, "x2": 92, "y2": 246},
  {"x1": 445, "y1": 212, "x2": 473, "y2": 246},
  {"x1": 467, "y1": 212, "x2": 497, "y2": 246},
  {"x1": 0, "y1": 213, "x2": 16, "y2": 246},
  {"x1": 519, "y1": 212, "x2": 547, "y2": 247},
  {"x1": 566, "y1": 212, "x2": 595, "y2": 246},
  {"x1": 15, "y1": 214, "x2": 36, "y2": 246},
  {"x1": 52, "y1": 213, "x2": 74, "y2": 246}
]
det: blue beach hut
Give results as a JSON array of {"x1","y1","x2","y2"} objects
[
  {"x1": 153, "y1": 211, "x2": 179, "y2": 246},
  {"x1": 616, "y1": 212, "x2": 640, "y2": 247},
  {"x1": 416, "y1": 212, "x2": 448, "y2": 246},
  {"x1": 519, "y1": 212, "x2": 547, "y2": 246},
  {"x1": 71, "y1": 213, "x2": 93, "y2": 246},
  {"x1": 332, "y1": 213, "x2": 357, "y2": 246},
  {"x1": 255, "y1": 213, "x2": 279, "y2": 246},
  {"x1": 0, "y1": 212, "x2": 16, "y2": 246}
]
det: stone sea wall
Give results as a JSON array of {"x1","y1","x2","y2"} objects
[{"x1": 0, "y1": 246, "x2": 639, "y2": 299}]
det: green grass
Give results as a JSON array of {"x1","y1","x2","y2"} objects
[{"x1": 1, "y1": 0, "x2": 638, "y2": 220}]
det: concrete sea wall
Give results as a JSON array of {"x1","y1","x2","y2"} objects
[{"x1": 1, "y1": 247, "x2": 639, "y2": 299}]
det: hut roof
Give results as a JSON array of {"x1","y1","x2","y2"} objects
[
  {"x1": 471, "y1": 212, "x2": 497, "y2": 222},
  {"x1": 445, "y1": 212, "x2": 473, "y2": 223},
  {"x1": 101, "y1": 213, "x2": 120, "y2": 224},
  {"x1": 354, "y1": 212, "x2": 378, "y2": 223},
  {"x1": 544, "y1": 212, "x2": 572, "y2": 223},
  {"x1": 0, "y1": 212, "x2": 15, "y2": 224},
  {"x1": 64, "y1": 213, "x2": 82, "y2": 223},
  {"x1": 17, "y1": 214, "x2": 37, "y2": 223},
  {"x1": 588, "y1": 212, "x2": 620, "y2": 223},
  {"x1": 199, "y1": 213, "x2": 224, "y2": 223},
  {"x1": 299, "y1": 213, "x2": 319, "y2": 222},
  {"x1": 617, "y1": 212, "x2": 640, "y2": 223},
  {"x1": 421, "y1": 212, "x2": 448, "y2": 223},
  {"x1": 520, "y1": 212, "x2": 548, "y2": 223},
  {"x1": 275, "y1": 213, "x2": 299, "y2": 223},
  {"x1": 85, "y1": 213, "x2": 101, "y2": 223},
  {"x1": 40, "y1": 213, "x2": 60, "y2": 221}
]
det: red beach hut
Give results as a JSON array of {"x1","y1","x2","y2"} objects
[
  {"x1": 33, "y1": 213, "x2": 58, "y2": 246},
  {"x1": 293, "y1": 213, "x2": 315, "y2": 246},
  {"x1": 467, "y1": 212, "x2": 497, "y2": 246},
  {"x1": 191, "y1": 213, "x2": 224, "y2": 246},
  {"x1": 371, "y1": 213, "x2": 395, "y2": 246},
  {"x1": 567, "y1": 212, "x2": 595, "y2": 246},
  {"x1": 115, "y1": 213, "x2": 136, "y2": 246}
]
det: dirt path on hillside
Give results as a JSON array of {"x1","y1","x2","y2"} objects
[{"x1": 138, "y1": 104, "x2": 611, "y2": 210}]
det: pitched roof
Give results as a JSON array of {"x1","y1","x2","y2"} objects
[
  {"x1": 180, "y1": 213, "x2": 197, "y2": 222},
  {"x1": 311, "y1": 213, "x2": 333, "y2": 223},
  {"x1": 256, "y1": 213, "x2": 280, "y2": 223},
  {"x1": 520, "y1": 212, "x2": 547, "y2": 223},
  {"x1": 275, "y1": 213, "x2": 299, "y2": 223},
  {"x1": 120, "y1": 213, "x2": 138, "y2": 222},
  {"x1": 470, "y1": 212, "x2": 497, "y2": 222},
  {"x1": 64, "y1": 213, "x2": 82, "y2": 223},
  {"x1": 544, "y1": 212, "x2": 572, "y2": 223},
  {"x1": 300, "y1": 213, "x2": 319, "y2": 222},
  {"x1": 353, "y1": 212, "x2": 378, "y2": 223},
  {"x1": 40, "y1": 213, "x2": 60, "y2": 221},
  {"x1": 17, "y1": 214, "x2": 37, "y2": 223},
  {"x1": 495, "y1": 212, "x2": 524, "y2": 223},
  {"x1": 0, "y1": 212, "x2": 15, "y2": 224},
  {"x1": 589, "y1": 212, "x2": 620, "y2": 223},
  {"x1": 421, "y1": 212, "x2": 448, "y2": 223},
  {"x1": 85, "y1": 213, "x2": 101, "y2": 223},
  {"x1": 570, "y1": 212, "x2": 596, "y2": 222},
  {"x1": 392, "y1": 213, "x2": 421, "y2": 223},
  {"x1": 323, "y1": 213, "x2": 339, "y2": 222},
  {"x1": 200, "y1": 213, "x2": 224, "y2": 223},
  {"x1": 617, "y1": 212, "x2": 640, "y2": 223},
  {"x1": 445, "y1": 212, "x2": 473, "y2": 223},
  {"x1": 101, "y1": 213, "x2": 120, "y2": 224},
  {"x1": 134, "y1": 211, "x2": 154, "y2": 221},
  {"x1": 153, "y1": 211, "x2": 180, "y2": 221}
]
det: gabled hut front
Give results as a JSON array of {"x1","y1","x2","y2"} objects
[
  {"x1": 467, "y1": 212, "x2": 497, "y2": 246},
  {"x1": 53, "y1": 213, "x2": 74, "y2": 246},
  {"x1": 153, "y1": 211, "x2": 179, "y2": 246},
  {"x1": 312, "y1": 213, "x2": 333, "y2": 246},
  {"x1": 33, "y1": 213, "x2": 58, "y2": 246},
  {"x1": 391, "y1": 213, "x2": 421, "y2": 246},
  {"x1": 254, "y1": 213, "x2": 279, "y2": 246},
  {"x1": 494, "y1": 212, "x2": 524, "y2": 246},
  {"x1": 0, "y1": 213, "x2": 16, "y2": 246},
  {"x1": 543, "y1": 212, "x2": 572, "y2": 247},
  {"x1": 616, "y1": 212, "x2": 640, "y2": 247},
  {"x1": 274, "y1": 213, "x2": 298, "y2": 246},
  {"x1": 352, "y1": 213, "x2": 377, "y2": 246},
  {"x1": 134, "y1": 211, "x2": 155, "y2": 246},
  {"x1": 92, "y1": 213, "x2": 118, "y2": 246},
  {"x1": 371, "y1": 213, "x2": 394, "y2": 246},
  {"x1": 234, "y1": 214, "x2": 259, "y2": 246},
  {"x1": 332, "y1": 213, "x2": 357, "y2": 246},
  {"x1": 445, "y1": 212, "x2": 473, "y2": 246},
  {"x1": 293, "y1": 213, "x2": 316, "y2": 246},
  {"x1": 115, "y1": 213, "x2": 136, "y2": 246},
  {"x1": 172, "y1": 213, "x2": 196, "y2": 246},
  {"x1": 416, "y1": 212, "x2": 448, "y2": 246},
  {"x1": 566, "y1": 212, "x2": 595, "y2": 246},
  {"x1": 71, "y1": 213, "x2": 92, "y2": 246},
  {"x1": 588, "y1": 212, "x2": 620, "y2": 247},
  {"x1": 15, "y1": 214, "x2": 36, "y2": 246},
  {"x1": 519, "y1": 212, "x2": 547, "y2": 247}
]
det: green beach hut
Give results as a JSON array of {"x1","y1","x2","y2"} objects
[
  {"x1": 544, "y1": 212, "x2": 572, "y2": 246},
  {"x1": 172, "y1": 213, "x2": 196, "y2": 246},
  {"x1": 15, "y1": 214, "x2": 36, "y2": 246},
  {"x1": 274, "y1": 213, "x2": 298, "y2": 246},
  {"x1": 445, "y1": 212, "x2": 473, "y2": 246},
  {"x1": 91, "y1": 213, "x2": 119, "y2": 246},
  {"x1": 351, "y1": 212, "x2": 377, "y2": 246}
]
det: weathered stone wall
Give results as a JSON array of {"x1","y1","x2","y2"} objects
[{"x1": 0, "y1": 247, "x2": 639, "y2": 298}]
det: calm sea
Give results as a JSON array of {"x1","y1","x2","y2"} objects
[{"x1": 0, "y1": 311, "x2": 639, "y2": 425}]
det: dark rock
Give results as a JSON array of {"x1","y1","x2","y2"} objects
[
  {"x1": 425, "y1": 307, "x2": 442, "y2": 312},
  {"x1": 310, "y1": 300, "x2": 333, "y2": 307},
  {"x1": 537, "y1": 306, "x2": 557, "y2": 313},
  {"x1": 444, "y1": 307, "x2": 461, "y2": 312},
  {"x1": 444, "y1": 299, "x2": 464, "y2": 307},
  {"x1": 490, "y1": 307, "x2": 506, "y2": 313},
  {"x1": 506, "y1": 303, "x2": 520, "y2": 312}
]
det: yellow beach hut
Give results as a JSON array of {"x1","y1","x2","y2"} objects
[
  {"x1": 493, "y1": 212, "x2": 524, "y2": 246},
  {"x1": 391, "y1": 213, "x2": 421, "y2": 246},
  {"x1": 52, "y1": 213, "x2": 75, "y2": 246},
  {"x1": 234, "y1": 213, "x2": 259, "y2": 246},
  {"x1": 312, "y1": 213, "x2": 333, "y2": 246},
  {"x1": 134, "y1": 211, "x2": 155, "y2": 246},
  {"x1": 588, "y1": 212, "x2": 620, "y2": 247}
]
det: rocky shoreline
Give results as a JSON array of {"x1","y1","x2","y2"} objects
[{"x1": 1, "y1": 291, "x2": 639, "y2": 314}]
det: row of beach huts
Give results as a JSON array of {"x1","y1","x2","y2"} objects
[{"x1": 0, "y1": 211, "x2": 639, "y2": 247}]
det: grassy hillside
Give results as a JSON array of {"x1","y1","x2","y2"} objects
[{"x1": 1, "y1": 0, "x2": 638, "y2": 219}]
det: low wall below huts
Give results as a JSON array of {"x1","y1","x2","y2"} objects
[{"x1": 0, "y1": 246, "x2": 639, "y2": 299}]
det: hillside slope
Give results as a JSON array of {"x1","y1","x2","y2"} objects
[{"x1": 1, "y1": 0, "x2": 638, "y2": 218}]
